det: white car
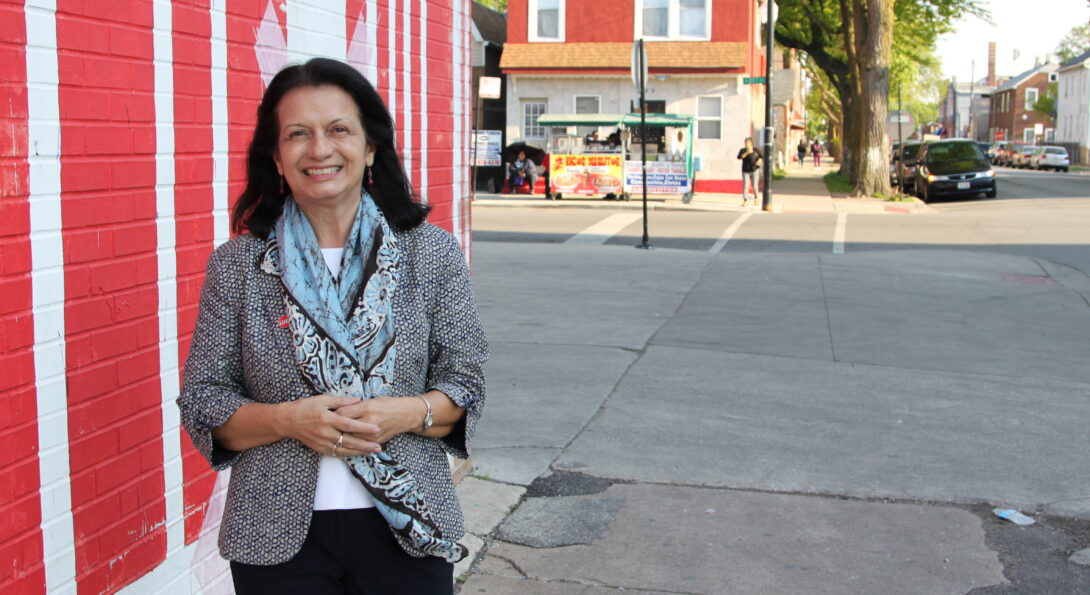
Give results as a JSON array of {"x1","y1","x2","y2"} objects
[{"x1": 1031, "y1": 146, "x2": 1070, "y2": 172}]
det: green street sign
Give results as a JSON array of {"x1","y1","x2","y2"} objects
[{"x1": 743, "y1": 76, "x2": 766, "y2": 84}]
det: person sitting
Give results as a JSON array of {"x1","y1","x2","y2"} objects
[
  {"x1": 507, "y1": 151, "x2": 537, "y2": 193},
  {"x1": 607, "y1": 128, "x2": 621, "y2": 147}
]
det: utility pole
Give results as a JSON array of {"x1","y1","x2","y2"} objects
[
  {"x1": 761, "y1": 0, "x2": 775, "y2": 211},
  {"x1": 968, "y1": 61, "x2": 975, "y2": 139}
]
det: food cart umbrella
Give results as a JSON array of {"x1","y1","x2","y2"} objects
[{"x1": 502, "y1": 140, "x2": 546, "y2": 165}]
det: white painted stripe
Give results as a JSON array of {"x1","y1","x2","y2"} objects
[
  {"x1": 565, "y1": 213, "x2": 643, "y2": 245},
  {"x1": 462, "y1": 6, "x2": 472, "y2": 252},
  {"x1": 387, "y1": 0, "x2": 397, "y2": 117},
  {"x1": 833, "y1": 212, "x2": 847, "y2": 254},
  {"x1": 419, "y1": 0, "x2": 427, "y2": 205},
  {"x1": 402, "y1": 1, "x2": 411, "y2": 185},
  {"x1": 708, "y1": 211, "x2": 753, "y2": 253},
  {"x1": 152, "y1": 0, "x2": 185, "y2": 573},
  {"x1": 211, "y1": 0, "x2": 229, "y2": 246},
  {"x1": 26, "y1": 1, "x2": 76, "y2": 592}
]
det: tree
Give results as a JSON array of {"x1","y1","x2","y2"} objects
[
  {"x1": 1055, "y1": 23, "x2": 1090, "y2": 63},
  {"x1": 1034, "y1": 82, "x2": 1059, "y2": 119},
  {"x1": 775, "y1": 0, "x2": 986, "y2": 196}
]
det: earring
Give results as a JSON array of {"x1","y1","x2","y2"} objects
[
  {"x1": 279, "y1": 174, "x2": 285, "y2": 195},
  {"x1": 367, "y1": 166, "x2": 374, "y2": 186}
]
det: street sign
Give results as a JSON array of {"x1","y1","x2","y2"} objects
[
  {"x1": 471, "y1": 130, "x2": 502, "y2": 166},
  {"x1": 478, "y1": 76, "x2": 501, "y2": 99},
  {"x1": 885, "y1": 110, "x2": 916, "y2": 141},
  {"x1": 743, "y1": 76, "x2": 766, "y2": 84},
  {"x1": 995, "y1": 130, "x2": 1006, "y2": 141},
  {"x1": 631, "y1": 39, "x2": 647, "y2": 92}
]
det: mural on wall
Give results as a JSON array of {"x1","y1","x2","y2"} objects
[{"x1": 0, "y1": 1, "x2": 472, "y2": 593}]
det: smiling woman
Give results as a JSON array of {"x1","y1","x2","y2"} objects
[{"x1": 178, "y1": 58, "x2": 489, "y2": 594}]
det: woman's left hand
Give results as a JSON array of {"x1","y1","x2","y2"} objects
[{"x1": 332, "y1": 396, "x2": 423, "y2": 444}]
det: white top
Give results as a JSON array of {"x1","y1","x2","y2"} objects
[{"x1": 313, "y1": 247, "x2": 375, "y2": 510}]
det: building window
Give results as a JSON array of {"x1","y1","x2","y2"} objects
[
  {"x1": 1024, "y1": 87, "x2": 1038, "y2": 111},
  {"x1": 696, "y1": 95, "x2": 721, "y2": 140},
  {"x1": 523, "y1": 100, "x2": 547, "y2": 139},
  {"x1": 1045, "y1": 127, "x2": 1055, "y2": 142},
  {"x1": 575, "y1": 95, "x2": 600, "y2": 138},
  {"x1": 1023, "y1": 128, "x2": 1035, "y2": 143},
  {"x1": 529, "y1": 0, "x2": 564, "y2": 42},
  {"x1": 636, "y1": 0, "x2": 709, "y2": 40}
]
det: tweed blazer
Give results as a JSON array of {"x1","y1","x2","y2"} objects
[{"x1": 177, "y1": 223, "x2": 488, "y2": 565}]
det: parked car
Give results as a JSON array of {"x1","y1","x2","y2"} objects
[
  {"x1": 1012, "y1": 144, "x2": 1038, "y2": 168},
  {"x1": 989, "y1": 141, "x2": 1009, "y2": 163},
  {"x1": 977, "y1": 142, "x2": 992, "y2": 161},
  {"x1": 913, "y1": 139, "x2": 996, "y2": 202},
  {"x1": 890, "y1": 141, "x2": 923, "y2": 193},
  {"x1": 1002, "y1": 142, "x2": 1027, "y2": 167},
  {"x1": 1031, "y1": 145, "x2": 1070, "y2": 171}
]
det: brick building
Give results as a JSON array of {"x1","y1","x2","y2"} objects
[
  {"x1": 989, "y1": 63, "x2": 1058, "y2": 144},
  {"x1": 0, "y1": 1, "x2": 473, "y2": 592},
  {"x1": 499, "y1": 0, "x2": 767, "y2": 193}
]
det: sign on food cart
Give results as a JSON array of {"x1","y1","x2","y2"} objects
[
  {"x1": 550, "y1": 154, "x2": 624, "y2": 195},
  {"x1": 623, "y1": 160, "x2": 690, "y2": 194},
  {"x1": 472, "y1": 130, "x2": 502, "y2": 166}
]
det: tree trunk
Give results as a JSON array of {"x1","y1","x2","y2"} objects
[{"x1": 849, "y1": 0, "x2": 893, "y2": 197}]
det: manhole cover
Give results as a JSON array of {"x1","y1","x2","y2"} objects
[{"x1": 1001, "y1": 273, "x2": 1059, "y2": 287}]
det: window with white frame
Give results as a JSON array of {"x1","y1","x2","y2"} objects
[
  {"x1": 1024, "y1": 87, "x2": 1038, "y2": 111},
  {"x1": 696, "y1": 95, "x2": 722, "y2": 140},
  {"x1": 529, "y1": 0, "x2": 564, "y2": 42},
  {"x1": 1023, "y1": 128, "x2": 1035, "y2": 143},
  {"x1": 575, "y1": 95, "x2": 600, "y2": 138},
  {"x1": 1045, "y1": 128, "x2": 1054, "y2": 142},
  {"x1": 523, "y1": 100, "x2": 547, "y2": 139},
  {"x1": 637, "y1": 0, "x2": 709, "y2": 40}
]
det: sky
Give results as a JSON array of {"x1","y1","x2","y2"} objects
[{"x1": 936, "y1": 0, "x2": 1090, "y2": 83}]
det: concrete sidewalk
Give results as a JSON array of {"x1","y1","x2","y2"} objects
[
  {"x1": 471, "y1": 162, "x2": 930, "y2": 215},
  {"x1": 453, "y1": 239, "x2": 1090, "y2": 593}
]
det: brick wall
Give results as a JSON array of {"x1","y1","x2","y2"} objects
[
  {"x1": 0, "y1": 1, "x2": 473, "y2": 593},
  {"x1": 992, "y1": 72, "x2": 1056, "y2": 145}
]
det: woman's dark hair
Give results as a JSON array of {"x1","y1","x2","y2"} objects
[{"x1": 231, "y1": 57, "x2": 429, "y2": 237}]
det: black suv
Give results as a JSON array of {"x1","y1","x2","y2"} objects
[{"x1": 913, "y1": 139, "x2": 996, "y2": 202}]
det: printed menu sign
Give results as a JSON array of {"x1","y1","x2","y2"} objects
[{"x1": 549, "y1": 154, "x2": 624, "y2": 195}]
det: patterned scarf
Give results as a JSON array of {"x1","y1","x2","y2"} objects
[{"x1": 265, "y1": 193, "x2": 467, "y2": 562}]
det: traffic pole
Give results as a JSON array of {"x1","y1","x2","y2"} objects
[{"x1": 761, "y1": 0, "x2": 774, "y2": 211}]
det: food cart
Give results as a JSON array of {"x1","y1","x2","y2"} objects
[{"x1": 535, "y1": 113, "x2": 695, "y2": 202}]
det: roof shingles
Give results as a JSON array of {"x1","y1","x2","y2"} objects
[{"x1": 500, "y1": 42, "x2": 747, "y2": 71}]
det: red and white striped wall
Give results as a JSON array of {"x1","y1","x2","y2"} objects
[{"x1": 0, "y1": 1, "x2": 473, "y2": 592}]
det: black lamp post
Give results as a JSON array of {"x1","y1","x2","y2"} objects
[{"x1": 762, "y1": 0, "x2": 776, "y2": 211}]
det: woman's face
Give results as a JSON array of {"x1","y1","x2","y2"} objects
[
  {"x1": 517, "y1": 151, "x2": 526, "y2": 161},
  {"x1": 273, "y1": 85, "x2": 375, "y2": 211}
]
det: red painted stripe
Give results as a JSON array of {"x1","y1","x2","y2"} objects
[
  {"x1": 227, "y1": 1, "x2": 266, "y2": 223},
  {"x1": 424, "y1": 0, "x2": 453, "y2": 230},
  {"x1": 173, "y1": 0, "x2": 218, "y2": 544},
  {"x1": 55, "y1": 2, "x2": 166, "y2": 591},
  {"x1": 694, "y1": 179, "x2": 742, "y2": 193},
  {"x1": 0, "y1": 2, "x2": 46, "y2": 592}
]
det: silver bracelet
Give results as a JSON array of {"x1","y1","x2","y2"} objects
[{"x1": 414, "y1": 395, "x2": 433, "y2": 432}]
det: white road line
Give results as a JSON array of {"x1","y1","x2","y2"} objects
[
  {"x1": 565, "y1": 213, "x2": 643, "y2": 245},
  {"x1": 833, "y1": 213, "x2": 847, "y2": 254},
  {"x1": 708, "y1": 212, "x2": 753, "y2": 253}
]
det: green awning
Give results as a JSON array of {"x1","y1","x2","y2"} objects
[{"x1": 536, "y1": 113, "x2": 627, "y2": 127}]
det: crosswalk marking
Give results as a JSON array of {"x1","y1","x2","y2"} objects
[
  {"x1": 565, "y1": 213, "x2": 643, "y2": 245},
  {"x1": 708, "y1": 212, "x2": 754, "y2": 253},
  {"x1": 833, "y1": 213, "x2": 847, "y2": 254}
]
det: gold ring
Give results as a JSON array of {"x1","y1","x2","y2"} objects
[{"x1": 332, "y1": 443, "x2": 339, "y2": 457}]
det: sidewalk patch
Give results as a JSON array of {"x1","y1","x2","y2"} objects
[
  {"x1": 496, "y1": 495, "x2": 623, "y2": 548},
  {"x1": 526, "y1": 471, "x2": 613, "y2": 498}
]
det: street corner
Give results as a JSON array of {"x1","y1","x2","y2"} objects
[{"x1": 463, "y1": 480, "x2": 1007, "y2": 594}]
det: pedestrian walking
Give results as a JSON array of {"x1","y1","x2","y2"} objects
[
  {"x1": 737, "y1": 137, "x2": 763, "y2": 206},
  {"x1": 178, "y1": 58, "x2": 488, "y2": 594},
  {"x1": 811, "y1": 140, "x2": 822, "y2": 167},
  {"x1": 797, "y1": 139, "x2": 807, "y2": 167}
]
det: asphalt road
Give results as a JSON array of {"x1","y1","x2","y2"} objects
[{"x1": 473, "y1": 167, "x2": 1090, "y2": 274}]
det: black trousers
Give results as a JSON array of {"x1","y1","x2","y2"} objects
[{"x1": 230, "y1": 509, "x2": 454, "y2": 595}]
